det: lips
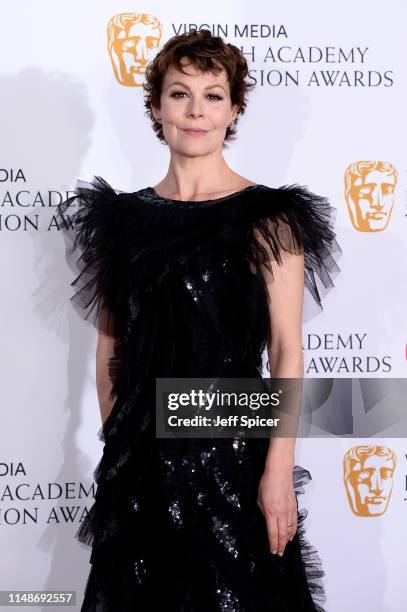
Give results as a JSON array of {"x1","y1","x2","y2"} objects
[
  {"x1": 367, "y1": 211, "x2": 387, "y2": 219},
  {"x1": 183, "y1": 128, "x2": 208, "y2": 134},
  {"x1": 367, "y1": 497, "x2": 385, "y2": 504}
]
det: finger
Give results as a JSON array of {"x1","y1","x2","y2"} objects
[
  {"x1": 288, "y1": 509, "x2": 298, "y2": 541},
  {"x1": 277, "y1": 512, "x2": 289, "y2": 556},
  {"x1": 287, "y1": 498, "x2": 298, "y2": 536},
  {"x1": 264, "y1": 511, "x2": 279, "y2": 554},
  {"x1": 286, "y1": 494, "x2": 298, "y2": 541}
]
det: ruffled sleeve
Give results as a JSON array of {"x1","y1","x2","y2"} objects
[
  {"x1": 248, "y1": 183, "x2": 342, "y2": 311},
  {"x1": 56, "y1": 175, "x2": 130, "y2": 333}
]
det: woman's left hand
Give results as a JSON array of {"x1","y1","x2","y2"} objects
[{"x1": 257, "y1": 465, "x2": 298, "y2": 556}]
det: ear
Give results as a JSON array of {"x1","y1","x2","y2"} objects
[
  {"x1": 230, "y1": 103, "x2": 239, "y2": 123},
  {"x1": 151, "y1": 105, "x2": 161, "y2": 123}
]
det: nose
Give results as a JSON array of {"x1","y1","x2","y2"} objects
[
  {"x1": 135, "y1": 39, "x2": 148, "y2": 64},
  {"x1": 370, "y1": 471, "x2": 384, "y2": 494},
  {"x1": 187, "y1": 96, "x2": 204, "y2": 119},
  {"x1": 371, "y1": 185, "x2": 384, "y2": 209}
]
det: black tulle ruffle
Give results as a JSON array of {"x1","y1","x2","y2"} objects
[
  {"x1": 56, "y1": 176, "x2": 131, "y2": 332},
  {"x1": 247, "y1": 183, "x2": 342, "y2": 311}
]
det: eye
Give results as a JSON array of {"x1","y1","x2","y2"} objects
[
  {"x1": 381, "y1": 469, "x2": 393, "y2": 479},
  {"x1": 169, "y1": 91, "x2": 223, "y2": 101}
]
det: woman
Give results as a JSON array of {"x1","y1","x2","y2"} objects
[{"x1": 57, "y1": 29, "x2": 341, "y2": 612}]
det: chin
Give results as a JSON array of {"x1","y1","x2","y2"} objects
[{"x1": 171, "y1": 141, "x2": 218, "y2": 156}]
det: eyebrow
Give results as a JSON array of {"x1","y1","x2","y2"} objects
[{"x1": 166, "y1": 81, "x2": 226, "y2": 93}]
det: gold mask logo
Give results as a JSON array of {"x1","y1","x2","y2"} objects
[
  {"x1": 344, "y1": 161, "x2": 398, "y2": 232},
  {"x1": 343, "y1": 445, "x2": 397, "y2": 517},
  {"x1": 107, "y1": 13, "x2": 163, "y2": 87}
]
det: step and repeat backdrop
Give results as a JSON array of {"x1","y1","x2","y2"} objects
[{"x1": 0, "y1": 2, "x2": 406, "y2": 611}]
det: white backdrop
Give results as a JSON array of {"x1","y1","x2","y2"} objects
[{"x1": 0, "y1": 2, "x2": 406, "y2": 610}]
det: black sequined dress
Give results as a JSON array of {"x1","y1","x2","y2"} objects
[{"x1": 56, "y1": 176, "x2": 342, "y2": 612}]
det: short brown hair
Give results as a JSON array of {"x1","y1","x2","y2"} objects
[{"x1": 143, "y1": 29, "x2": 254, "y2": 145}]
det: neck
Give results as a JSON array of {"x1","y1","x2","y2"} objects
[{"x1": 156, "y1": 150, "x2": 242, "y2": 200}]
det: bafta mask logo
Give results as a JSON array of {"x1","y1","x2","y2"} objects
[
  {"x1": 343, "y1": 445, "x2": 396, "y2": 517},
  {"x1": 107, "y1": 13, "x2": 163, "y2": 87},
  {"x1": 344, "y1": 161, "x2": 398, "y2": 232}
]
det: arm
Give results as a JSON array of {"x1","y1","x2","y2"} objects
[
  {"x1": 96, "y1": 304, "x2": 118, "y2": 425},
  {"x1": 55, "y1": 177, "x2": 129, "y2": 426},
  {"x1": 263, "y1": 243, "x2": 305, "y2": 471},
  {"x1": 254, "y1": 224, "x2": 305, "y2": 556}
]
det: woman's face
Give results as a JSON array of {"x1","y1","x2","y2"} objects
[{"x1": 152, "y1": 58, "x2": 238, "y2": 155}]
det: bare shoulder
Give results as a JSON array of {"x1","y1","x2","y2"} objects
[{"x1": 232, "y1": 173, "x2": 258, "y2": 188}]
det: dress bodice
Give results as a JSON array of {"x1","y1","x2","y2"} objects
[{"x1": 56, "y1": 176, "x2": 342, "y2": 396}]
